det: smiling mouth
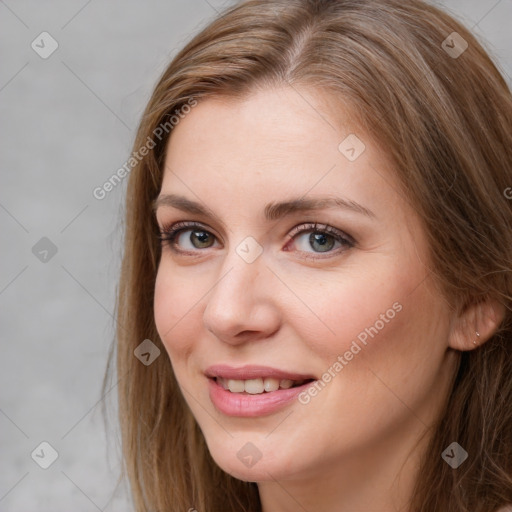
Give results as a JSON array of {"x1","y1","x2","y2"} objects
[{"x1": 213, "y1": 376, "x2": 315, "y2": 394}]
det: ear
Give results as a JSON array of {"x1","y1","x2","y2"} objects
[{"x1": 448, "y1": 297, "x2": 506, "y2": 351}]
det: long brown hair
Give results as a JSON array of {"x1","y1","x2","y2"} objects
[{"x1": 106, "y1": 0, "x2": 512, "y2": 510}]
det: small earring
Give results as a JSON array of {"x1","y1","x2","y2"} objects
[{"x1": 473, "y1": 331, "x2": 480, "y2": 345}]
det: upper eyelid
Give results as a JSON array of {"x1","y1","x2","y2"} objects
[
  {"x1": 158, "y1": 220, "x2": 217, "y2": 237},
  {"x1": 288, "y1": 222, "x2": 354, "y2": 243},
  {"x1": 158, "y1": 220, "x2": 347, "y2": 235}
]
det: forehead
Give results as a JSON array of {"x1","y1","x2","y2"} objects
[
  {"x1": 166, "y1": 86, "x2": 360, "y2": 163},
  {"x1": 160, "y1": 86, "x2": 410, "y2": 229},
  {"x1": 165, "y1": 87, "x2": 359, "y2": 185}
]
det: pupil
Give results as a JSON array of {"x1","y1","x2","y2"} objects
[
  {"x1": 310, "y1": 232, "x2": 334, "y2": 252},
  {"x1": 192, "y1": 231, "x2": 211, "y2": 247}
]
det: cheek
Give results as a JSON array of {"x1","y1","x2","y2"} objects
[
  {"x1": 311, "y1": 270, "x2": 447, "y2": 417},
  {"x1": 153, "y1": 263, "x2": 199, "y2": 358},
  {"x1": 289, "y1": 264, "x2": 409, "y2": 361}
]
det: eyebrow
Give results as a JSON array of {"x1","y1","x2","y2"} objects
[{"x1": 152, "y1": 193, "x2": 376, "y2": 226}]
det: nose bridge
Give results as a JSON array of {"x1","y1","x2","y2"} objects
[
  {"x1": 202, "y1": 236, "x2": 279, "y2": 342},
  {"x1": 206, "y1": 238, "x2": 262, "y2": 315},
  {"x1": 213, "y1": 233, "x2": 266, "y2": 296},
  {"x1": 217, "y1": 248, "x2": 260, "y2": 298}
]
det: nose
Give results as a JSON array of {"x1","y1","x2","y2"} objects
[{"x1": 202, "y1": 245, "x2": 281, "y2": 345}]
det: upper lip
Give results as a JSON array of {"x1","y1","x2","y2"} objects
[{"x1": 204, "y1": 364, "x2": 316, "y2": 381}]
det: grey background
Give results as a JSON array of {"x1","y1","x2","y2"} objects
[{"x1": 1, "y1": 0, "x2": 510, "y2": 510}]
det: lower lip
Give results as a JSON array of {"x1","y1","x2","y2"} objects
[{"x1": 207, "y1": 378, "x2": 315, "y2": 417}]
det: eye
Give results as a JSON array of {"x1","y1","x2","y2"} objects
[
  {"x1": 157, "y1": 220, "x2": 355, "y2": 258},
  {"x1": 157, "y1": 221, "x2": 219, "y2": 253},
  {"x1": 285, "y1": 222, "x2": 354, "y2": 258}
]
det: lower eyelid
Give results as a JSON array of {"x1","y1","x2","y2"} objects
[{"x1": 292, "y1": 233, "x2": 350, "y2": 250}]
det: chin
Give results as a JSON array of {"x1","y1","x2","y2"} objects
[{"x1": 203, "y1": 434, "x2": 302, "y2": 483}]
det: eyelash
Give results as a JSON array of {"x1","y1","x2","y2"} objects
[{"x1": 157, "y1": 221, "x2": 355, "y2": 260}]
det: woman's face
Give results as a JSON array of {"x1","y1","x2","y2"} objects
[{"x1": 153, "y1": 86, "x2": 458, "y2": 485}]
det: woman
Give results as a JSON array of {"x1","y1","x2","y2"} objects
[{"x1": 108, "y1": 0, "x2": 512, "y2": 510}]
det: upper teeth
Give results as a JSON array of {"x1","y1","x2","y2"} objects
[{"x1": 216, "y1": 377, "x2": 305, "y2": 394}]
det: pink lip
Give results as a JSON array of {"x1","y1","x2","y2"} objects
[
  {"x1": 204, "y1": 364, "x2": 315, "y2": 381},
  {"x1": 205, "y1": 365, "x2": 316, "y2": 417},
  {"x1": 207, "y1": 378, "x2": 315, "y2": 417}
]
